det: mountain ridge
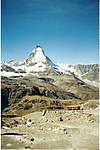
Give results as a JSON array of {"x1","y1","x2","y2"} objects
[{"x1": 1, "y1": 45, "x2": 99, "y2": 85}]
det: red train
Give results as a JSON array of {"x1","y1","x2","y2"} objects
[{"x1": 64, "y1": 106, "x2": 80, "y2": 110}]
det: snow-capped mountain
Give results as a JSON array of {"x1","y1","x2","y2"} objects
[
  {"x1": 1, "y1": 45, "x2": 63, "y2": 73},
  {"x1": 23, "y1": 45, "x2": 55, "y2": 67},
  {"x1": 18, "y1": 45, "x2": 60, "y2": 72},
  {"x1": 1, "y1": 62, "x2": 16, "y2": 72},
  {"x1": 7, "y1": 60, "x2": 20, "y2": 66},
  {"x1": 58, "y1": 63, "x2": 99, "y2": 83},
  {"x1": 1, "y1": 45, "x2": 99, "y2": 85}
]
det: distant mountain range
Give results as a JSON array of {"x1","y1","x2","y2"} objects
[{"x1": 1, "y1": 45, "x2": 99, "y2": 85}]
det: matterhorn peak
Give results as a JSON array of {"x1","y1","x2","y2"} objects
[
  {"x1": 25, "y1": 45, "x2": 47, "y2": 66},
  {"x1": 3, "y1": 45, "x2": 59, "y2": 73}
]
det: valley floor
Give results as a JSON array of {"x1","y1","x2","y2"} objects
[{"x1": 1, "y1": 107, "x2": 99, "y2": 150}]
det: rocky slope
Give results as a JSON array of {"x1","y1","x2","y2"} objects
[
  {"x1": 1, "y1": 45, "x2": 99, "y2": 113},
  {"x1": 1, "y1": 72, "x2": 99, "y2": 112}
]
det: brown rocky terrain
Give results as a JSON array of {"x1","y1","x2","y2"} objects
[
  {"x1": 1, "y1": 106, "x2": 99, "y2": 149},
  {"x1": 1, "y1": 71, "x2": 99, "y2": 150},
  {"x1": 1, "y1": 73, "x2": 99, "y2": 111}
]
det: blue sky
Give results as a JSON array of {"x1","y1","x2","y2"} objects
[{"x1": 1, "y1": 0, "x2": 98, "y2": 64}]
